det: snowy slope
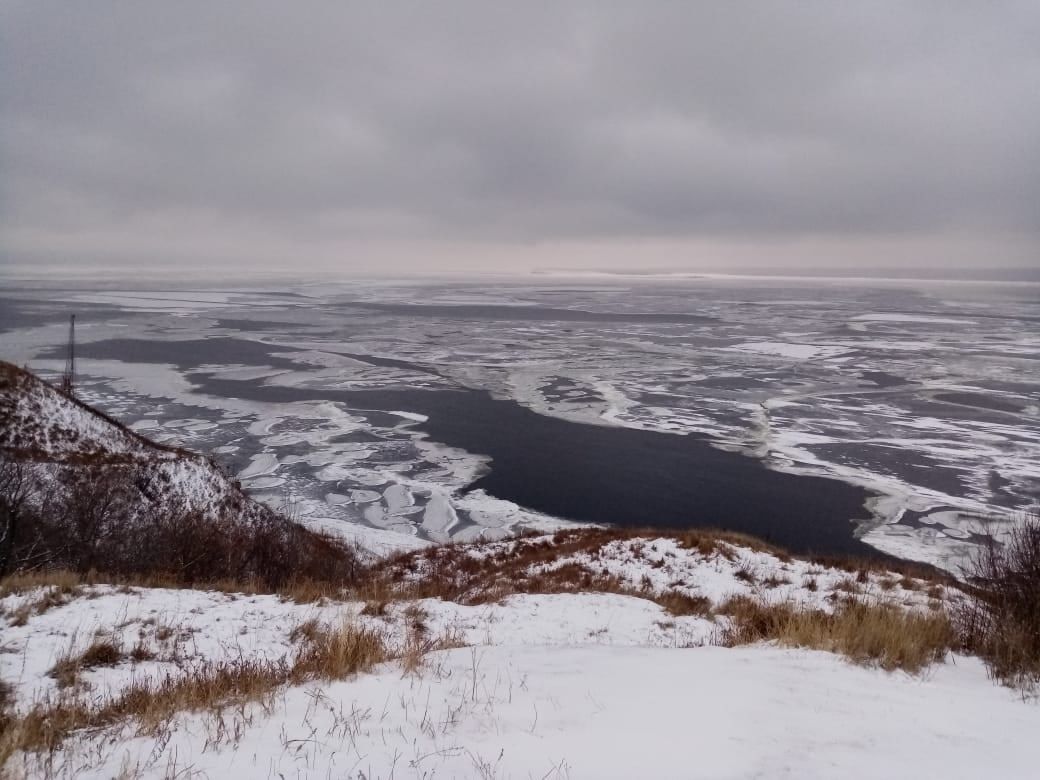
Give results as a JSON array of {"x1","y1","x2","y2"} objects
[
  {"x1": 0, "y1": 360, "x2": 277, "y2": 524},
  {"x1": 373, "y1": 529, "x2": 957, "y2": 615},
  {"x1": 0, "y1": 580, "x2": 1035, "y2": 779},
  {"x1": 0, "y1": 361, "x2": 162, "y2": 459},
  {"x1": 88, "y1": 644, "x2": 1036, "y2": 779}
]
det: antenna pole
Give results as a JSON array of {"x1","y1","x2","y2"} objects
[{"x1": 61, "y1": 314, "x2": 76, "y2": 396}]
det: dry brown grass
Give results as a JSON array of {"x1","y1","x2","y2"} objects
[
  {"x1": 733, "y1": 563, "x2": 757, "y2": 584},
  {"x1": 2, "y1": 659, "x2": 287, "y2": 767},
  {"x1": 277, "y1": 577, "x2": 348, "y2": 603},
  {"x1": 654, "y1": 591, "x2": 713, "y2": 617},
  {"x1": 811, "y1": 552, "x2": 951, "y2": 586},
  {"x1": 716, "y1": 596, "x2": 954, "y2": 672},
  {"x1": 360, "y1": 599, "x2": 390, "y2": 617},
  {"x1": 288, "y1": 617, "x2": 322, "y2": 645},
  {"x1": 0, "y1": 570, "x2": 84, "y2": 598},
  {"x1": 49, "y1": 637, "x2": 125, "y2": 689},
  {"x1": 364, "y1": 528, "x2": 732, "y2": 615},
  {"x1": 0, "y1": 680, "x2": 12, "y2": 735},
  {"x1": 290, "y1": 621, "x2": 388, "y2": 683},
  {"x1": 761, "y1": 574, "x2": 790, "y2": 588},
  {"x1": 0, "y1": 568, "x2": 354, "y2": 618},
  {"x1": 1, "y1": 621, "x2": 391, "y2": 767},
  {"x1": 832, "y1": 577, "x2": 863, "y2": 595},
  {"x1": 671, "y1": 528, "x2": 789, "y2": 560},
  {"x1": 1, "y1": 576, "x2": 85, "y2": 627}
]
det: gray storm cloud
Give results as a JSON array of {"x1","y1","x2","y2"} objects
[{"x1": 1, "y1": 2, "x2": 1038, "y2": 273}]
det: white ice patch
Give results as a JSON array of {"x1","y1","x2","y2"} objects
[
  {"x1": 388, "y1": 410, "x2": 429, "y2": 423},
  {"x1": 420, "y1": 492, "x2": 458, "y2": 540},
  {"x1": 851, "y1": 313, "x2": 978, "y2": 325},
  {"x1": 382, "y1": 484, "x2": 413, "y2": 511},
  {"x1": 725, "y1": 342, "x2": 851, "y2": 360},
  {"x1": 237, "y1": 453, "x2": 279, "y2": 480}
]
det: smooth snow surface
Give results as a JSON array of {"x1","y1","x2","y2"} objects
[
  {"x1": 4, "y1": 582, "x2": 1034, "y2": 780},
  {"x1": 0, "y1": 529, "x2": 1033, "y2": 778},
  {"x1": 90, "y1": 645, "x2": 1030, "y2": 780}
]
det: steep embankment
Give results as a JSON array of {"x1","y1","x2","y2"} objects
[
  {"x1": 0, "y1": 361, "x2": 358, "y2": 588},
  {"x1": 0, "y1": 360, "x2": 267, "y2": 524}
]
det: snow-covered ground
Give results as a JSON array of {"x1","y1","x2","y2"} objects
[
  {"x1": 75, "y1": 645, "x2": 1037, "y2": 779},
  {"x1": 1, "y1": 565, "x2": 1035, "y2": 779},
  {"x1": 0, "y1": 531, "x2": 951, "y2": 706}
]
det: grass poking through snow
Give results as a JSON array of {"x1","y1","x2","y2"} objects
[
  {"x1": 717, "y1": 597, "x2": 954, "y2": 672},
  {"x1": 1, "y1": 621, "x2": 390, "y2": 767}
]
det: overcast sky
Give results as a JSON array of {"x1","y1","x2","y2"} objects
[{"x1": 1, "y1": 2, "x2": 1037, "y2": 276}]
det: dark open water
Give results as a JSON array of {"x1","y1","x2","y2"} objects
[{"x1": 51, "y1": 336, "x2": 881, "y2": 558}]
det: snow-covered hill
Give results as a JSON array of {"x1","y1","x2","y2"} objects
[
  {"x1": 0, "y1": 360, "x2": 272, "y2": 524},
  {"x1": 0, "y1": 565, "x2": 1034, "y2": 779}
]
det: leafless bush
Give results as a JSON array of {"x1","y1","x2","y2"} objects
[
  {"x1": 957, "y1": 513, "x2": 1040, "y2": 691},
  {"x1": 0, "y1": 457, "x2": 33, "y2": 576},
  {"x1": 1, "y1": 461, "x2": 361, "y2": 592}
]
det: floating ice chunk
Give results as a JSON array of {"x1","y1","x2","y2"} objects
[
  {"x1": 238, "y1": 452, "x2": 279, "y2": 479},
  {"x1": 383, "y1": 484, "x2": 413, "y2": 511},
  {"x1": 197, "y1": 364, "x2": 290, "y2": 381},
  {"x1": 451, "y1": 525, "x2": 514, "y2": 543},
  {"x1": 351, "y1": 489, "x2": 382, "y2": 503},
  {"x1": 363, "y1": 504, "x2": 387, "y2": 525},
  {"x1": 363, "y1": 503, "x2": 416, "y2": 533},
  {"x1": 388, "y1": 410, "x2": 429, "y2": 423},
  {"x1": 66, "y1": 290, "x2": 242, "y2": 312},
  {"x1": 301, "y1": 516, "x2": 430, "y2": 555},
  {"x1": 165, "y1": 418, "x2": 207, "y2": 429},
  {"x1": 421, "y1": 493, "x2": 458, "y2": 536},
  {"x1": 389, "y1": 506, "x2": 424, "y2": 517},
  {"x1": 244, "y1": 476, "x2": 285, "y2": 490},
  {"x1": 453, "y1": 489, "x2": 580, "y2": 532},
  {"x1": 851, "y1": 313, "x2": 976, "y2": 325},
  {"x1": 725, "y1": 342, "x2": 849, "y2": 360},
  {"x1": 316, "y1": 460, "x2": 377, "y2": 482}
]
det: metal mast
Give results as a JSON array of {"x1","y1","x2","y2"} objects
[{"x1": 60, "y1": 314, "x2": 76, "y2": 396}]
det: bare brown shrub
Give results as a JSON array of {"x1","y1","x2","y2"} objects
[
  {"x1": 1, "y1": 460, "x2": 361, "y2": 593},
  {"x1": 956, "y1": 514, "x2": 1040, "y2": 691}
]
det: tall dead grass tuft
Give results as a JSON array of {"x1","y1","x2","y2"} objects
[
  {"x1": 0, "y1": 680, "x2": 12, "y2": 738},
  {"x1": 49, "y1": 637, "x2": 125, "y2": 689},
  {"x1": 291, "y1": 621, "x2": 388, "y2": 683},
  {"x1": 0, "y1": 570, "x2": 83, "y2": 598},
  {"x1": 655, "y1": 591, "x2": 712, "y2": 617},
  {"x1": 717, "y1": 597, "x2": 954, "y2": 672}
]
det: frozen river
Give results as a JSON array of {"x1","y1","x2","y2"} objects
[{"x1": 2, "y1": 273, "x2": 1037, "y2": 570}]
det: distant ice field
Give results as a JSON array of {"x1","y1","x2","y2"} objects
[{"x1": 1, "y1": 276, "x2": 1037, "y2": 572}]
